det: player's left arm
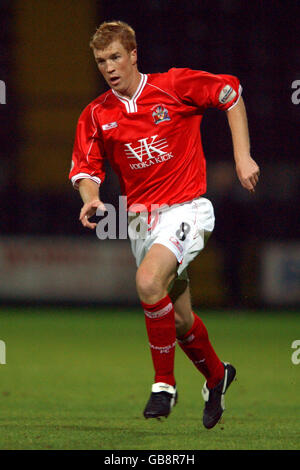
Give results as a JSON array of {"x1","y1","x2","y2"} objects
[{"x1": 226, "y1": 96, "x2": 260, "y2": 193}]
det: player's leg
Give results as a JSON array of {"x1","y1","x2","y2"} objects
[
  {"x1": 136, "y1": 242, "x2": 177, "y2": 305},
  {"x1": 136, "y1": 243, "x2": 178, "y2": 418},
  {"x1": 169, "y1": 278, "x2": 194, "y2": 336},
  {"x1": 172, "y1": 280, "x2": 236, "y2": 429},
  {"x1": 172, "y1": 281, "x2": 224, "y2": 388}
]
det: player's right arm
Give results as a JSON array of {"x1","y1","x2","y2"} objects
[
  {"x1": 78, "y1": 179, "x2": 106, "y2": 230},
  {"x1": 69, "y1": 102, "x2": 106, "y2": 230}
]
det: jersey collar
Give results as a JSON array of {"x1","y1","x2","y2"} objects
[{"x1": 112, "y1": 73, "x2": 148, "y2": 113}]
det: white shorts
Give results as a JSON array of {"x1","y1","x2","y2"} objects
[{"x1": 128, "y1": 197, "x2": 215, "y2": 279}]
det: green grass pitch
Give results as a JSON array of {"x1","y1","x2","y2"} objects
[{"x1": 0, "y1": 307, "x2": 299, "y2": 450}]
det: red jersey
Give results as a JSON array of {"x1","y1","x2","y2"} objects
[{"x1": 70, "y1": 68, "x2": 241, "y2": 211}]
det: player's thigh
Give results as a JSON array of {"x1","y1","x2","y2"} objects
[{"x1": 136, "y1": 243, "x2": 178, "y2": 294}]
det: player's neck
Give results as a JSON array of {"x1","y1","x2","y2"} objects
[{"x1": 116, "y1": 70, "x2": 142, "y2": 100}]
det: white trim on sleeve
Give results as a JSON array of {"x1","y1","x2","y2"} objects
[
  {"x1": 71, "y1": 173, "x2": 101, "y2": 190},
  {"x1": 226, "y1": 84, "x2": 243, "y2": 111}
]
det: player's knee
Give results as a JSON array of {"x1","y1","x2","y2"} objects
[{"x1": 136, "y1": 269, "x2": 164, "y2": 304}]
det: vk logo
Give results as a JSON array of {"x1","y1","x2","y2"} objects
[{"x1": 124, "y1": 135, "x2": 169, "y2": 162}]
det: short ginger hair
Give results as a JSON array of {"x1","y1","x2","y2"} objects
[{"x1": 89, "y1": 20, "x2": 137, "y2": 52}]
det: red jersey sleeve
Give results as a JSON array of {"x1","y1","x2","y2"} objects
[
  {"x1": 169, "y1": 67, "x2": 242, "y2": 112},
  {"x1": 69, "y1": 103, "x2": 106, "y2": 189}
]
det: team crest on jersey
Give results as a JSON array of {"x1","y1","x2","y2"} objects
[{"x1": 152, "y1": 104, "x2": 171, "y2": 125}]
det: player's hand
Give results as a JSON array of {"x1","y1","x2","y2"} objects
[
  {"x1": 79, "y1": 198, "x2": 106, "y2": 229},
  {"x1": 235, "y1": 156, "x2": 260, "y2": 193}
]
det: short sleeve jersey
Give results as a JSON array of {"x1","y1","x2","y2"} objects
[{"x1": 70, "y1": 68, "x2": 241, "y2": 211}]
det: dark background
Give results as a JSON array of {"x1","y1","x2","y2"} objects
[{"x1": 0, "y1": 0, "x2": 299, "y2": 307}]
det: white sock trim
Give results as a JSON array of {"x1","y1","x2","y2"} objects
[{"x1": 152, "y1": 382, "x2": 176, "y2": 394}]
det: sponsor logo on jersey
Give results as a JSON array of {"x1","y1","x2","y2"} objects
[
  {"x1": 102, "y1": 121, "x2": 118, "y2": 130},
  {"x1": 219, "y1": 85, "x2": 236, "y2": 104},
  {"x1": 152, "y1": 104, "x2": 171, "y2": 125},
  {"x1": 124, "y1": 134, "x2": 174, "y2": 169}
]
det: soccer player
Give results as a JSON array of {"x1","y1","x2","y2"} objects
[{"x1": 69, "y1": 21, "x2": 260, "y2": 429}]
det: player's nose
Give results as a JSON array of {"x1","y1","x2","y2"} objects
[{"x1": 106, "y1": 60, "x2": 115, "y2": 73}]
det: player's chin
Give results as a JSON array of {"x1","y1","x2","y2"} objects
[{"x1": 110, "y1": 78, "x2": 121, "y2": 90}]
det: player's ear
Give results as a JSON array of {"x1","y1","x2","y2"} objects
[{"x1": 130, "y1": 48, "x2": 137, "y2": 66}]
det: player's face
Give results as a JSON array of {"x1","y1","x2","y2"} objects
[{"x1": 94, "y1": 41, "x2": 139, "y2": 99}]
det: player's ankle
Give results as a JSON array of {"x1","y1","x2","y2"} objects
[
  {"x1": 206, "y1": 362, "x2": 225, "y2": 389},
  {"x1": 155, "y1": 376, "x2": 176, "y2": 387}
]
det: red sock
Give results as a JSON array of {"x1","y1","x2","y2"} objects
[
  {"x1": 141, "y1": 295, "x2": 176, "y2": 386},
  {"x1": 177, "y1": 312, "x2": 224, "y2": 389}
]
